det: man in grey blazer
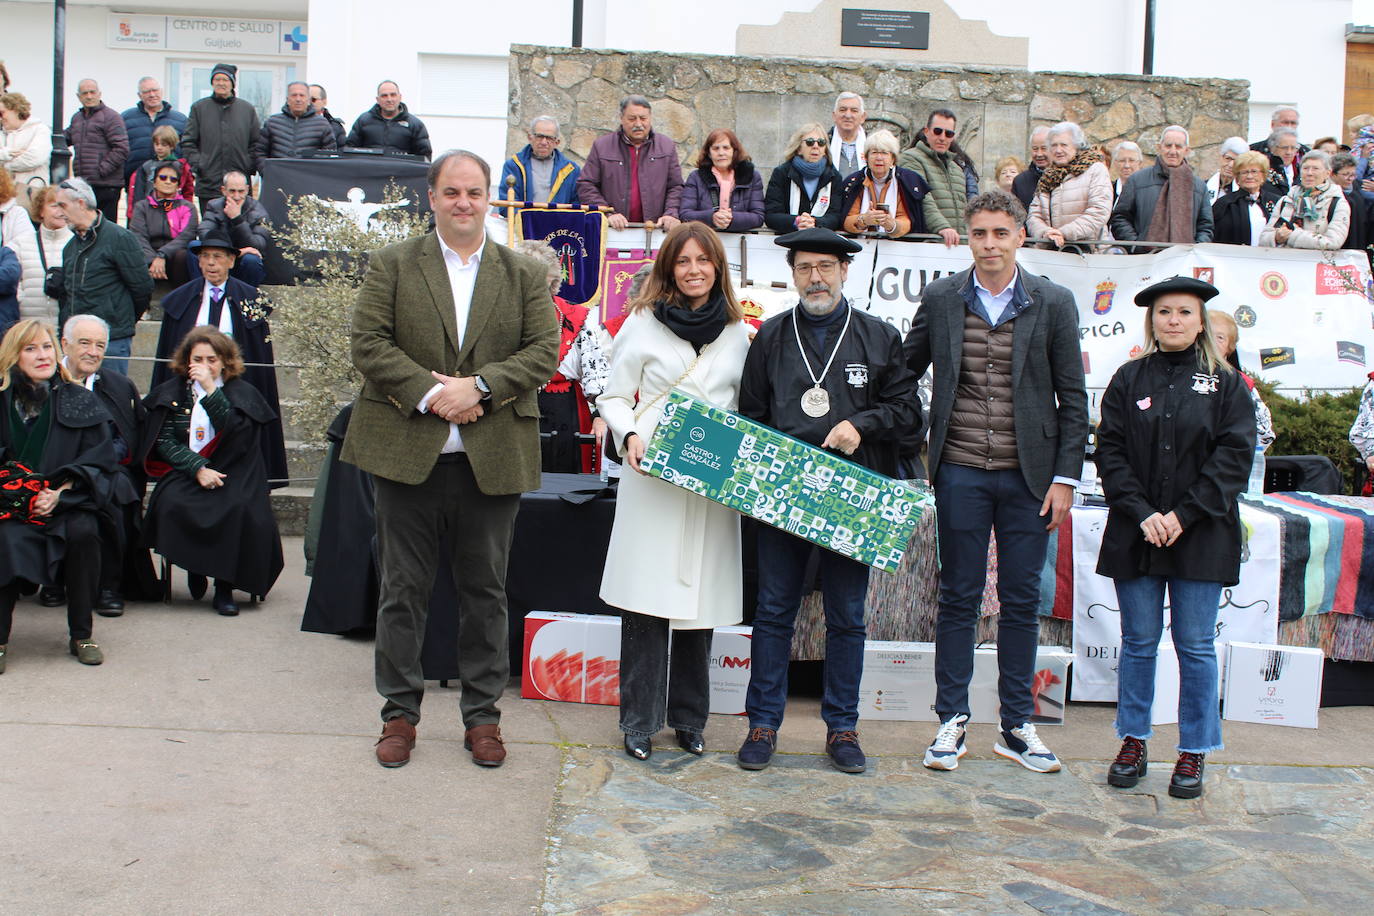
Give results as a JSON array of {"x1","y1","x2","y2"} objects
[{"x1": 904, "y1": 189, "x2": 1088, "y2": 775}]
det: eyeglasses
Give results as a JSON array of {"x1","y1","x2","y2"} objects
[
  {"x1": 802, "y1": 138, "x2": 827, "y2": 147},
  {"x1": 929, "y1": 126, "x2": 956, "y2": 139},
  {"x1": 531, "y1": 132, "x2": 558, "y2": 142},
  {"x1": 793, "y1": 260, "x2": 841, "y2": 277}
]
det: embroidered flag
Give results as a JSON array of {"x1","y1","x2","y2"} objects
[
  {"x1": 599, "y1": 248, "x2": 657, "y2": 326},
  {"x1": 515, "y1": 206, "x2": 607, "y2": 308}
]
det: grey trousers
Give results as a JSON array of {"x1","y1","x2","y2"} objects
[{"x1": 374, "y1": 454, "x2": 520, "y2": 728}]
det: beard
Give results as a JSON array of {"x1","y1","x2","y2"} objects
[{"x1": 799, "y1": 284, "x2": 841, "y2": 316}]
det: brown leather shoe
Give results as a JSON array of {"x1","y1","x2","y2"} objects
[
  {"x1": 375, "y1": 718, "x2": 416, "y2": 768},
  {"x1": 464, "y1": 723, "x2": 506, "y2": 767}
]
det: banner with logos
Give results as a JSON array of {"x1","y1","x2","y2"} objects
[
  {"x1": 515, "y1": 206, "x2": 607, "y2": 308},
  {"x1": 1070, "y1": 505, "x2": 1281, "y2": 702}
]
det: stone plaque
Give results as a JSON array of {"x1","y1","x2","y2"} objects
[{"x1": 840, "y1": 9, "x2": 930, "y2": 50}]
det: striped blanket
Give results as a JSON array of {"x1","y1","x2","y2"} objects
[{"x1": 1244, "y1": 493, "x2": 1374, "y2": 620}]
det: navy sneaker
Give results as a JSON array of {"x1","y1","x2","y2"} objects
[
  {"x1": 994, "y1": 722, "x2": 1061, "y2": 773},
  {"x1": 737, "y1": 726, "x2": 777, "y2": 770},
  {"x1": 923, "y1": 714, "x2": 969, "y2": 771},
  {"x1": 826, "y1": 730, "x2": 867, "y2": 773}
]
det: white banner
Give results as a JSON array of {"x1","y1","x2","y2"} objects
[{"x1": 1070, "y1": 505, "x2": 1281, "y2": 702}]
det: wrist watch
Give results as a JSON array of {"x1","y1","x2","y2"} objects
[{"x1": 473, "y1": 375, "x2": 491, "y2": 400}]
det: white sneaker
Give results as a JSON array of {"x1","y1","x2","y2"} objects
[
  {"x1": 923, "y1": 714, "x2": 969, "y2": 770},
  {"x1": 994, "y1": 722, "x2": 1061, "y2": 773}
]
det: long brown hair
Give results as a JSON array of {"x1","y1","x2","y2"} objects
[
  {"x1": 0, "y1": 320, "x2": 71, "y2": 389},
  {"x1": 168, "y1": 326, "x2": 245, "y2": 381},
  {"x1": 627, "y1": 222, "x2": 744, "y2": 320}
]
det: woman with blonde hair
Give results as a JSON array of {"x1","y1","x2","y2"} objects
[
  {"x1": 0, "y1": 319, "x2": 117, "y2": 671},
  {"x1": 994, "y1": 155, "x2": 1024, "y2": 194},
  {"x1": 0, "y1": 92, "x2": 52, "y2": 206},
  {"x1": 765, "y1": 122, "x2": 845, "y2": 232},
  {"x1": 599, "y1": 221, "x2": 752, "y2": 760},
  {"x1": 1095, "y1": 277, "x2": 1254, "y2": 800}
]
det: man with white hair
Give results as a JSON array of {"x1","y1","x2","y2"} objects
[
  {"x1": 830, "y1": 93, "x2": 866, "y2": 176},
  {"x1": 120, "y1": 77, "x2": 187, "y2": 185},
  {"x1": 56, "y1": 177, "x2": 153, "y2": 375},
  {"x1": 60, "y1": 313, "x2": 155, "y2": 615},
  {"x1": 1012, "y1": 126, "x2": 1050, "y2": 210},
  {"x1": 497, "y1": 116, "x2": 581, "y2": 212},
  {"x1": 1207, "y1": 137, "x2": 1249, "y2": 204},
  {"x1": 1109, "y1": 126, "x2": 1213, "y2": 245},
  {"x1": 1111, "y1": 140, "x2": 1144, "y2": 203},
  {"x1": 1250, "y1": 106, "x2": 1307, "y2": 157}
]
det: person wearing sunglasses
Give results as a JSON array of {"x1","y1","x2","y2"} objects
[
  {"x1": 129, "y1": 160, "x2": 199, "y2": 287},
  {"x1": 899, "y1": 109, "x2": 968, "y2": 247},
  {"x1": 497, "y1": 116, "x2": 581, "y2": 214},
  {"x1": 764, "y1": 123, "x2": 845, "y2": 233}
]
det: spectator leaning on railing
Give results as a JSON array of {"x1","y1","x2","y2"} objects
[
  {"x1": 1110, "y1": 125, "x2": 1213, "y2": 246},
  {"x1": 1259, "y1": 150, "x2": 1349, "y2": 251},
  {"x1": 1025, "y1": 121, "x2": 1112, "y2": 249},
  {"x1": 1211, "y1": 151, "x2": 1281, "y2": 246}
]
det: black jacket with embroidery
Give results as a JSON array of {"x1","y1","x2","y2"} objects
[
  {"x1": 738, "y1": 300, "x2": 922, "y2": 478},
  {"x1": 1094, "y1": 345, "x2": 1255, "y2": 585}
]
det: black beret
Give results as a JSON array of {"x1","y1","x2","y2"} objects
[
  {"x1": 774, "y1": 227, "x2": 863, "y2": 255},
  {"x1": 1134, "y1": 275, "x2": 1219, "y2": 307}
]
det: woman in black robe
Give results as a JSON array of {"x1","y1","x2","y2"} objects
[
  {"x1": 139, "y1": 326, "x2": 282, "y2": 616},
  {"x1": 0, "y1": 319, "x2": 117, "y2": 670}
]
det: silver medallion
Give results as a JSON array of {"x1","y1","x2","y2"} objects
[{"x1": 801, "y1": 386, "x2": 831, "y2": 418}]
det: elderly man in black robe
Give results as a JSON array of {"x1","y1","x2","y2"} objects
[{"x1": 734, "y1": 227, "x2": 922, "y2": 775}]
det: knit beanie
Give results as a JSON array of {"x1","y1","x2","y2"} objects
[{"x1": 210, "y1": 63, "x2": 238, "y2": 89}]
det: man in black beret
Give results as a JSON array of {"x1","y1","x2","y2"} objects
[{"x1": 735, "y1": 227, "x2": 922, "y2": 774}]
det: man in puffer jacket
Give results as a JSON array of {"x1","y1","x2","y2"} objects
[
  {"x1": 182, "y1": 63, "x2": 261, "y2": 215},
  {"x1": 120, "y1": 78, "x2": 187, "y2": 183},
  {"x1": 64, "y1": 80, "x2": 129, "y2": 222},
  {"x1": 345, "y1": 81, "x2": 431, "y2": 159},
  {"x1": 899, "y1": 109, "x2": 967, "y2": 247},
  {"x1": 255, "y1": 81, "x2": 337, "y2": 173}
]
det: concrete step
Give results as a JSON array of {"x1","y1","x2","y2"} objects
[{"x1": 271, "y1": 486, "x2": 314, "y2": 538}]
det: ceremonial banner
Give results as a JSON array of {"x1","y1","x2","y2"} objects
[
  {"x1": 515, "y1": 206, "x2": 607, "y2": 308},
  {"x1": 1070, "y1": 504, "x2": 1281, "y2": 701},
  {"x1": 598, "y1": 248, "x2": 656, "y2": 326},
  {"x1": 641, "y1": 391, "x2": 933, "y2": 571}
]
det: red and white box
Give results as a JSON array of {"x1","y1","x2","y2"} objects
[{"x1": 708, "y1": 625, "x2": 753, "y2": 716}]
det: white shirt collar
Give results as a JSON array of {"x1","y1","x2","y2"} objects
[
  {"x1": 60, "y1": 356, "x2": 97, "y2": 389},
  {"x1": 437, "y1": 231, "x2": 486, "y2": 268},
  {"x1": 973, "y1": 267, "x2": 1019, "y2": 302}
]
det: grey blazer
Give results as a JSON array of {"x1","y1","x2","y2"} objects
[{"x1": 903, "y1": 266, "x2": 1089, "y2": 500}]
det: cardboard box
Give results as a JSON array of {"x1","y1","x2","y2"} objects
[
  {"x1": 521, "y1": 613, "x2": 752, "y2": 715},
  {"x1": 858, "y1": 642, "x2": 1071, "y2": 725},
  {"x1": 1223, "y1": 642, "x2": 1324, "y2": 729},
  {"x1": 641, "y1": 391, "x2": 933, "y2": 571}
]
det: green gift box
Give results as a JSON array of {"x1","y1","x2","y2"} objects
[{"x1": 641, "y1": 390, "x2": 932, "y2": 572}]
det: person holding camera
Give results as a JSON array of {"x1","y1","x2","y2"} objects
[
  {"x1": 838, "y1": 129, "x2": 929, "y2": 238},
  {"x1": 1259, "y1": 150, "x2": 1351, "y2": 250},
  {"x1": 9, "y1": 188, "x2": 69, "y2": 328}
]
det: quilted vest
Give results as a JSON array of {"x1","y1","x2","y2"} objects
[{"x1": 943, "y1": 310, "x2": 1018, "y2": 471}]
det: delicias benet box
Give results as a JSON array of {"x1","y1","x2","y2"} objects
[{"x1": 640, "y1": 390, "x2": 932, "y2": 572}]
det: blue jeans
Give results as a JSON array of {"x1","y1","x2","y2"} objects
[
  {"x1": 103, "y1": 336, "x2": 132, "y2": 375},
  {"x1": 933, "y1": 464, "x2": 1049, "y2": 731},
  {"x1": 746, "y1": 525, "x2": 870, "y2": 732},
  {"x1": 1113, "y1": 575, "x2": 1224, "y2": 753},
  {"x1": 188, "y1": 252, "x2": 266, "y2": 288}
]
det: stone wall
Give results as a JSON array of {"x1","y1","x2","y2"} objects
[{"x1": 508, "y1": 45, "x2": 1249, "y2": 187}]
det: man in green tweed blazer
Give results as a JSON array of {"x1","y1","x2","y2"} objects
[{"x1": 343, "y1": 149, "x2": 559, "y2": 770}]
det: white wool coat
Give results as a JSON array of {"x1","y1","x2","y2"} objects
[
  {"x1": 599, "y1": 310, "x2": 751, "y2": 628},
  {"x1": 10, "y1": 222, "x2": 71, "y2": 323},
  {"x1": 1026, "y1": 161, "x2": 1113, "y2": 242},
  {"x1": 0, "y1": 120, "x2": 53, "y2": 205}
]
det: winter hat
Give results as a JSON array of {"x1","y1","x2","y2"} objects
[{"x1": 210, "y1": 64, "x2": 238, "y2": 88}]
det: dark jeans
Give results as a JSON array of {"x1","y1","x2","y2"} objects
[
  {"x1": 373, "y1": 454, "x2": 520, "y2": 728},
  {"x1": 0, "y1": 511, "x2": 100, "y2": 642},
  {"x1": 94, "y1": 186, "x2": 121, "y2": 223},
  {"x1": 746, "y1": 525, "x2": 870, "y2": 732},
  {"x1": 618, "y1": 610, "x2": 712, "y2": 738},
  {"x1": 934, "y1": 464, "x2": 1050, "y2": 731},
  {"x1": 103, "y1": 336, "x2": 132, "y2": 375},
  {"x1": 188, "y1": 251, "x2": 267, "y2": 288}
]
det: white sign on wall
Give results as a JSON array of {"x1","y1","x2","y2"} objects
[{"x1": 107, "y1": 14, "x2": 308, "y2": 56}]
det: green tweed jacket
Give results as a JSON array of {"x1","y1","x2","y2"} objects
[{"x1": 342, "y1": 232, "x2": 560, "y2": 493}]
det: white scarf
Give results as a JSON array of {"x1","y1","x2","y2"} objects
[
  {"x1": 788, "y1": 178, "x2": 832, "y2": 218},
  {"x1": 189, "y1": 380, "x2": 218, "y2": 455},
  {"x1": 830, "y1": 125, "x2": 866, "y2": 173},
  {"x1": 195, "y1": 282, "x2": 235, "y2": 334},
  {"x1": 859, "y1": 171, "x2": 898, "y2": 234}
]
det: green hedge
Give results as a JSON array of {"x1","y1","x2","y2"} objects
[{"x1": 1253, "y1": 378, "x2": 1365, "y2": 493}]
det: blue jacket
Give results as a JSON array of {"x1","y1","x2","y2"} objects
[
  {"x1": 0, "y1": 245, "x2": 19, "y2": 332},
  {"x1": 120, "y1": 100, "x2": 189, "y2": 181},
  {"x1": 497, "y1": 145, "x2": 580, "y2": 214}
]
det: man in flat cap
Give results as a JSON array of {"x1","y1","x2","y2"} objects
[
  {"x1": 735, "y1": 227, "x2": 922, "y2": 774},
  {"x1": 904, "y1": 190, "x2": 1088, "y2": 775}
]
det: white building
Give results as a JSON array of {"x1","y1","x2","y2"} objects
[{"x1": 2, "y1": 0, "x2": 1358, "y2": 174}]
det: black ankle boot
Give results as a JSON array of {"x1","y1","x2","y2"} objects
[
  {"x1": 1107, "y1": 737, "x2": 1148, "y2": 788},
  {"x1": 213, "y1": 582, "x2": 239, "y2": 617},
  {"x1": 624, "y1": 735, "x2": 651, "y2": 760},
  {"x1": 1168, "y1": 752, "x2": 1205, "y2": 799},
  {"x1": 675, "y1": 729, "x2": 704, "y2": 755}
]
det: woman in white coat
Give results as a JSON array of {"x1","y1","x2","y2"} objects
[
  {"x1": 11, "y1": 186, "x2": 69, "y2": 324},
  {"x1": 0, "y1": 93, "x2": 52, "y2": 207},
  {"x1": 599, "y1": 221, "x2": 752, "y2": 761}
]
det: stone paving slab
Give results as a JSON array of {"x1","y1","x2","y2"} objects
[{"x1": 543, "y1": 745, "x2": 1374, "y2": 915}]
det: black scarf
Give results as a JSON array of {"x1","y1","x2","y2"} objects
[
  {"x1": 8, "y1": 367, "x2": 51, "y2": 422},
  {"x1": 653, "y1": 291, "x2": 728, "y2": 353}
]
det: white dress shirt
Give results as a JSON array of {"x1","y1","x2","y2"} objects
[
  {"x1": 1246, "y1": 193, "x2": 1268, "y2": 246},
  {"x1": 194, "y1": 281, "x2": 235, "y2": 333},
  {"x1": 417, "y1": 233, "x2": 485, "y2": 453}
]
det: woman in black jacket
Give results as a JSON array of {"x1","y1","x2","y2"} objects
[
  {"x1": 0, "y1": 319, "x2": 117, "y2": 671},
  {"x1": 1211, "y1": 151, "x2": 1281, "y2": 246},
  {"x1": 764, "y1": 123, "x2": 845, "y2": 233},
  {"x1": 1094, "y1": 277, "x2": 1254, "y2": 800}
]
